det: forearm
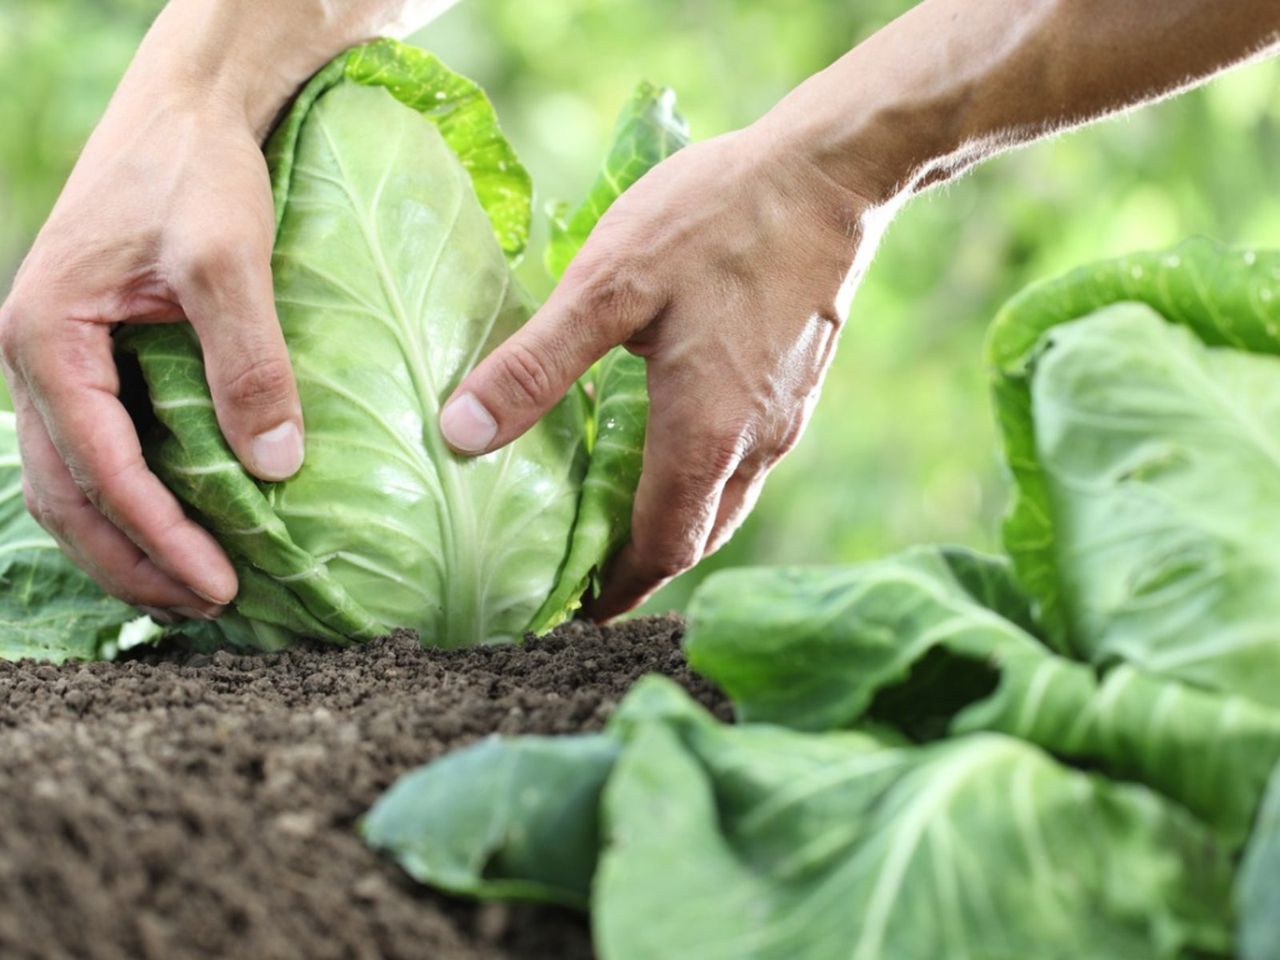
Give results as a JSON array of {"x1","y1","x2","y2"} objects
[
  {"x1": 768, "y1": 0, "x2": 1280, "y2": 206},
  {"x1": 123, "y1": 0, "x2": 460, "y2": 138}
]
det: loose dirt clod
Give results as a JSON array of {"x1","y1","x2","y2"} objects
[{"x1": 0, "y1": 615, "x2": 726, "y2": 960}]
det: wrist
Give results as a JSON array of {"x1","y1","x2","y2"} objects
[
  {"x1": 755, "y1": 60, "x2": 970, "y2": 215},
  {"x1": 130, "y1": 0, "x2": 376, "y2": 140},
  {"x1": 753, "y1": 0, "x2": 1070, "y2": 210}
]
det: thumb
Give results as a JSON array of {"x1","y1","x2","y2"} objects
[
  {"x1": 178, "y1": 241, "x2": 304, "y2": 482},
  {"x1": 441, "y1": 262, "x2": 658, "y2": 456}
]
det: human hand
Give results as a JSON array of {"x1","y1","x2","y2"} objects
[
  {"x1": 0, "y1": 43, "x2": 304, "y2": 620},
  {"x1": 439, "y1": 120, "x2": 885, "y2": 619}
]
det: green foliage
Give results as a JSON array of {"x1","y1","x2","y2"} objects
[
  {"x1": 367, "y1": 673, "x2": 1236, "y2": 960},
  {"x1": 545, "y1": 80, "x2": 689, "y2": 280},
  {"x1": 595, "y1": 689, "x2": 1230, "y2": 960},
  {"x1": 1239, "y1": 765, "x2": 1280, "y2": 960},
  {"x1": 0, "y1": 413, "x2": 157, "y2": 660},
  {"x1": 989, "y1": 242, "x2": 1280, "y2": 696},
  {"x1": 687, "y1": 544, "x2": 1280, "y2": 848},
  {"x1": 363, "y1": 733, "x2": 617, "y2": 907}
]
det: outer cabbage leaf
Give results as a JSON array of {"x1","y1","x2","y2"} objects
[
  {"x1": 0, "y1": 413, "x2": 154, "y2": 661},
  {"x1": 988, "y1": 238, "x2": 1280, "y2": 659},
  {"x1": 267, "y1": 40, "x2": 532, "y2": 260},
  {"x1": 531, "y1": 346, "x2": 647, "y2": 629},
  {"x1": 123, "y1": 49, "x2": 588, "y2": 648},
  {"x1": 362, "y1": 734, "x2": 617, "y2": 907},
  {"x1": 1019, "y1": 300, "x2": 1280, "y2": 704},
  {"x1": 345, "y1": 39, "x2": 533, "y2": 260},
  {"x1": 1239, "y1": 761, "x2": 1280, "y2": 960},
  {"x1": 685, "y1": 546, "x2": 1041, "y2": 731},
  {"x1": 686, "y1": 546, "x2": 1280, "y2": 846},
  {"x1": 593, "y1": 679, "x2": 1232, "y2": 960}
]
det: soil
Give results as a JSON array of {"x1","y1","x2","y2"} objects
[{"x1": 0, "y1": 615, "x2": 727, "y2": 960}]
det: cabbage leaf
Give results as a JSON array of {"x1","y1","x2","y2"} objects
[
  {"x1": 0, "y1": 413, "x2": 156, "y2": 660},
  {"x1": 989, "y1": 240, "x2": 1280, "y2": 689}
]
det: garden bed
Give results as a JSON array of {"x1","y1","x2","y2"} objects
[{"x1": 0, "y1": 615, "x2": 726, "y2": 960}]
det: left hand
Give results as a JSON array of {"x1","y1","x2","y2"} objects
[{"x1": 438, "y1": 121, "x2": 885, "y2": 618}]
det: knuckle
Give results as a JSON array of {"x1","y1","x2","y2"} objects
[
  {"x1": 71, "y1": 459, "x2": 138, "y2": 516},
  {"x1": 179, "y1": 234, "x2": 250, "y2": 292},
  {"x1": 700, "y1": 428, "x2": 748, "y2": 480},
  {"x1": 29, "y1": 495, "x2": 67, "y2": 539},
  {"x1": 114, "y1": 559, "x2": 170, "y2": 608},
  {"x1": 100, "y1": 578, "x2": 141, "y2": 609},
  {"x1": 0, "y1": 298, "x2": 30, "y2": 371},
  {"x1": 769, "y1": 412, "x2": 811, "y2": 463},
  {"x1": 101, "y1": 582, "x2": 142, "y2": 608},
  {"x1": 495, "y1": 341, "x2": 557, "y2": 408},
  {"x1": 75, "y1": 471, "x2": 112, "y2": 511},
  {"x1": 640, "y1": 539, "x2": 701, "y2": 582},
  {"x1": 222, "y1": 356, "x2": 295, "y2": 412},
  {"x1": 21, "y1": 481, "x2": 41, "y2": 523},
  {"x1": 582, "y1": 259, "x2": 651, "y2": 319}
]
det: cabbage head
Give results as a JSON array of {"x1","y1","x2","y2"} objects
[{"x1": 109, "y1": 40, "x2": 688, "y2": 650}]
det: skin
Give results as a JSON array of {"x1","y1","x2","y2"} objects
[{"x1": 1, "y1": 1, "x2": 1277, "y2": 623}]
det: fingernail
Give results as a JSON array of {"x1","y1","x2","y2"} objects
[
  {"x1": 251, "y1": 421, "x2": 304, "y2": 481},
  {"x1": 140, "y1": 606, "x2": 179, "y2": 626},
  {"x1": 440, "y1": 392, "x2": 497, "y2": 453},
  {"x1": 192, "y1": 584, "x2": 235, "y2": 606},
  {"x1": 175, "y1": 606, "x2": 219, "y2": 621}
]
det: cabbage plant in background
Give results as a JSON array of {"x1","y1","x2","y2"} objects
[
  {"x1": 365, "y1": 239, "x2": 1280, "y2": 960},
  {"x1": 0, "y1": 39, "x2": 687, "y2": 658}
]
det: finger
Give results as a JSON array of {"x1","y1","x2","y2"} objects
[
  {"x1": 703, "y1": 466, "x2": 768, "y2": 558},
  {"x1": 440, "y1": 250, "x2": 662, "y2": 455},
  {"x1": 13, "y1": 396, "x2": 223, "y2": 614},
  {"x1": 177, "y1": 236, "x2": 304, "y2": 482},
  {"x1": 23, "y1": 324, "x2": 238, "y2": 605},
  {"x1": 587, "y1": 425, "x2": 744, "y2": 621}
]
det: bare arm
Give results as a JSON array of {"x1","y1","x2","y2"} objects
[
  {"x1": 441, "y1": 0, "x2": 1280, "y2": 618},
  {"x1": 778, "y1": 0, "x2": 1278, "y2": 203},
  {"x1": 0, "y1": 0, "x2": 453, "y2": 618}
]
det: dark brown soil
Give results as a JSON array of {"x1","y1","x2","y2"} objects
[{"x1": 0, "y1": 615, "x2": 726, "y2": 960}]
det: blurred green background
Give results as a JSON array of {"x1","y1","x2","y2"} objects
[{"x1": 3, "y1": 0, "x2": 1279, "y2": 613}]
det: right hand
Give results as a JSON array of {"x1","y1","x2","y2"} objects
[
  {"x1": 0, "y1": 66, "x2": 303, "y2": 621},
  {"x1": 440, "y1": 122, "x2": 878, "y2": 619}
]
